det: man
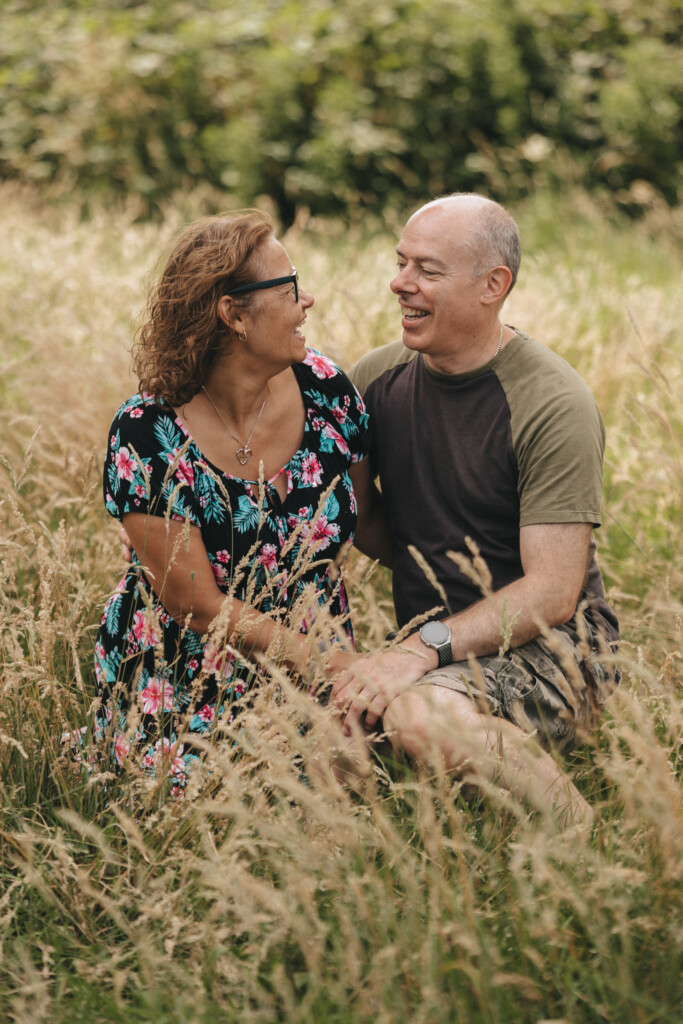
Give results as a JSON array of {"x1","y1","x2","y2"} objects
[{"x1": 339, "y1": 193, "x2": 619, "y2": 827}]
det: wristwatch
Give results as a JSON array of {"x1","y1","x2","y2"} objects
[{"x1": 419, "y1": 620, "x2": 452, "y2": 668}]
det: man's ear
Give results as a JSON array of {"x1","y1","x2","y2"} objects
[
  {"x1": 480, "y1": 266, "x2": 513, "y2": 305},
  {"x1": 217, "y1": 295, "x2": 246, "y2": 332}
]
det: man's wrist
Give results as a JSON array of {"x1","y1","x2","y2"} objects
[{"x1": 419, "y1": 620, "x2": 453, "y2": 667}]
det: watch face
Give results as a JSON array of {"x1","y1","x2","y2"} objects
[{"x1": 421, "y1": 620, "x2": 450, "y2": 646}]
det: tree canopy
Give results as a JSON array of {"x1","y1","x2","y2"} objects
[{"x1": 1, "y1": 0, "x2": 681, "y2": 221}]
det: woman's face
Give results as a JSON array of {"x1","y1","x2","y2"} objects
[{"x1": 239, "y1": 238, "x2": 314, "y2": 367}]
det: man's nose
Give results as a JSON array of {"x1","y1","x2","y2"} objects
[{"x1": 390, "y1": 265, "x2": 416, "y2": 293}]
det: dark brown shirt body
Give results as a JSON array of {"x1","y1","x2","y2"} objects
[{"x1": 350, "y1": 331, "x2": 619, "y2": 641}]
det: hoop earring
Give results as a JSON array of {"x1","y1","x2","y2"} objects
[{"x1": 238, "y1": 330, "x2": 247, "y2": 342}]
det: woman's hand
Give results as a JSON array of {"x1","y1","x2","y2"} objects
[
  {"x1": 328, "y1": 642, "x2": 435, "y2": 735},
  {"x1": 119, "y1": 526, "x2": 134, "y2": 564}
]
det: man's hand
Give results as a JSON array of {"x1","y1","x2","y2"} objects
[{"x1": 329, "y1": 641, "x2": 435, "y2": 734}]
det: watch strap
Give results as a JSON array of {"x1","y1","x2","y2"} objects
[{"x1": 436, "y1": 641, "x2": 452, "y2": 668}]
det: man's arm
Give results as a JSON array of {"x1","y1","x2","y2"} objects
[
  {"x1": 349, "y1": 460, "x2": 394, "y2": 568},
  {"x1": 332, "y1": 521, "x2": 593, "y2": 730},
  {"x1": 441, "y1": 520, "x2": 593, "y2": 659}
]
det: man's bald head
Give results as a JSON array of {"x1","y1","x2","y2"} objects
[{"x1": 409, "y1": 193, "x2": 522, "y2": 293}]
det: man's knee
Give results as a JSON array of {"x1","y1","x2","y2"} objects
[{"x1": 383, "y1": 685, "x2": 489, "y2": 765}]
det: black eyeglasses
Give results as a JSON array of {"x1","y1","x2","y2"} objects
[{"x1": 226, "y1": 269, "x2": 298, "y2": 303}]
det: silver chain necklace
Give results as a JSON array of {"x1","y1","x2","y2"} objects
[
  {"x1": 202, "y1": 385, "x2": 268, "y2": 466},
  {"x1": 494, "y1": 322, "x2": 504, "y2": 358}
]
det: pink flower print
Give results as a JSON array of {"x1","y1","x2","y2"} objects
[
  {"x1": 309, "y1": 514, "x2": 340, "y2": 552},
  {"x1": 201, "y1": 644, "x2": 235, "y2": 681},
  {"x1": 131, "y1": 609, "x2": 162, "y2": 648},
  {"x1": 258, "y1": 543, "x2": 278, "y2": 571},
  {"x1": 114, "y1": 733, "x2": 131, "y2": 765},
  {"x1": 216, "y1": 550, "x2": 230, "y2": 564},
  {"x1": 129, "y1": 408, "x2": 143, "y2": 418},
  {"x1": 140, "y1": 677, "x2": 175, "y2": 715},
  {"x1": 233, "y1": 679, "x2": 247, "y2": 698},
  {"x1": 300, "y1": 453, "x2": 323, "y2": 487},
  {"x1": 304, "y1": 350, "x2": 336, "y2": 379},
  {"x1": 114, "y1": 446, "x2": 136, "y2": 481},
  {"x1": 166, "y1": 451, "x2": 194, "y2": 489},
  {"x1": 146, "y1": 738, "x2": 186, "y2": 777},
  {"x1": 188, "y1": 658, "x2": 199, "y2": 671},
  {"x1": 197, "y1": 703, "x2": 216, "y2": 724},
  {"x1": 332, "y1": 396, "x2": 350, "y2": 425},
  {"x1": 211, "y1": 561, "x2": 230, "y2": 585},
  {"x1": 134, "y1": 483, "x2": 146, "y2": 498},
  {"x1": 176, "y1": 455, "x2": 194, "y2": 488},
  {"x1": 299, "y1": 605, "x2": 316, "y2": 631},
  {"x1": 321, "y1": 423, "x2": 350, "y2": 455}
]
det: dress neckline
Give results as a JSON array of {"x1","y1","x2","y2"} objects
[{"x1": 169, "y1": 362, "x2": 310, "y2": 491}]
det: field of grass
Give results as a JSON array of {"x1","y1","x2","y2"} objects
[{"x1": 0, "y1": 183, "x2": 681, "y2": 1023}]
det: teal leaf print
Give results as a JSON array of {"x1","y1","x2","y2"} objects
[
  {"x1": 153, "y1": 416, "x2": 184, "y2": 457},
  {"x1": 159, "y1": 485, "x2": 194, "y2": 523},
  {"x1": 195, "y1": 469, "x2": 228, "y2": 525},
  {"x1": 233, "y1": 494, "x2": 261, "y2": 533},
  {"x1": 105, "y1": 591, "x2": 123, "y2": 636},
  {"x1": 324, "y1": 490, "x2": 340, "y2": 522}
]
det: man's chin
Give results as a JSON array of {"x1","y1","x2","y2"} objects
[{"x1": 402, "y1": 330, "x2": 430, "y2": 352}]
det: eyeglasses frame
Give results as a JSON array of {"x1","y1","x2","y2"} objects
[{"x1": 225, "y1": 269, "x2": 298, "y2": 303}]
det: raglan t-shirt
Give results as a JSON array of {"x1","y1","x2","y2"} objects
[{"x1": 349, "y1": 331, "x2": 619, "y2": 641}]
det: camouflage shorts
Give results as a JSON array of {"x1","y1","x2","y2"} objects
[{"x1": 415, "y1": 614, "x2": 619, "y2": 753}]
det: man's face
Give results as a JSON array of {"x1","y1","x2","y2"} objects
[{"x1": 390, "y1": 205, "x2": 485, "y2": 360}]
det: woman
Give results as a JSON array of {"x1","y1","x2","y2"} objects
[{"x1": 94, "y1": 211, "x2": 369, "y2": 791}]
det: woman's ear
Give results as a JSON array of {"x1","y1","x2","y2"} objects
[{"x1": 217, "y1": 295, "x2": 249, "y2": 334}]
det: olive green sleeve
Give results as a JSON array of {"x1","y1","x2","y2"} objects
[{"x1": 496, "y1": 334, "x2": 605, "y2": 526}]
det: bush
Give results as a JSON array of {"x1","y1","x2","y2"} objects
[{"x1": 1, "y1": 0, "x2": 682, "y2": 221}]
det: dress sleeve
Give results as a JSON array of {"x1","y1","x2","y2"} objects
[
  {"x1": 300, "y1": 348, "x2": 370, "y2": 465},
  {"x1": 103, "y1": 394, "x2": 202, "y2": 527}
]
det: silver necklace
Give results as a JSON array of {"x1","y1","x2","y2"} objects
[
  {"x1": 202, "y1": 385, "x2": 268, "y2": 466},
  {"x1": 494, "y1": 322, "x2": 504, "y2": 358}
]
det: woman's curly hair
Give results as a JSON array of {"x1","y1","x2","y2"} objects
[{"x1": 133, "y1": 210, "x2": 274, "y2": 406}]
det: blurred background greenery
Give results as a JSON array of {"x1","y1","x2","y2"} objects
[{"x1": 1, "y1": 0, "x2": 681, "y2": 224}]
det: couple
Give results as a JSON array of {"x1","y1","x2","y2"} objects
[{"x1": 95, "y1": 193, "x2": 619, "y2": 824}]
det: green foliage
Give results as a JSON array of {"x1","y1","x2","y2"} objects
[{"x1": 1, "y1": 0, "x2": 682, "y2": 221}]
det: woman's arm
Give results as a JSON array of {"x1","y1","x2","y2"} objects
[{"x1": 123, "y1": 512, "x2": 313, "y2": 671}]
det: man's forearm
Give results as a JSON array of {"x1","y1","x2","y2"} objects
[{"x1": 440, "y1": 572, "x2": 580, "y2": 663}]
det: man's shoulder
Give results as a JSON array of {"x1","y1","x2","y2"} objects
[
  {"x1": 499, "y1": 331, "x2": 604, "y2": 451},
  {"x1": 498, "y1": 331, "x2": 600, "y2": 415},
  {"x1": 348, "y1": 341, "x2": 416, "y2": 397},
  {"x1": 502, "y1": 331, "x2": 593, "y2": 390}
]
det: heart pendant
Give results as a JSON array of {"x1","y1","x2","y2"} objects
[{"x1": 236, "y1": 445, "x2": 252, "y2": 466}]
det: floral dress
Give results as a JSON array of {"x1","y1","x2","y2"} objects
[{"x1": 94, "y1": 348, "x2": 369, "y2": 789}]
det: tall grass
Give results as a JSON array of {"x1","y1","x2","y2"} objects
[{"x1": 0, "y1": 184, "x2": 681, "y2": 1023}]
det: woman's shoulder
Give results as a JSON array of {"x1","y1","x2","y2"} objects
[
  {"x1": 300, "y1": 347, "x2": 346, "y2": 381},
  {"x1": 108, "y1": 392, "x2": 177, "y2": 435},
  {"x1": 297, "y1": 348, "x2": 361, "y2": 399},
  {"x1": 111, "y1": 391, "x2": 168, "y2": 421}
]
